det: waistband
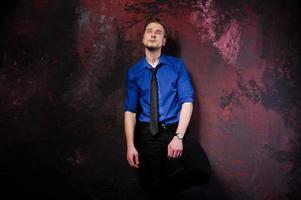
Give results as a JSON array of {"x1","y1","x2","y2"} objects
[{"x1": 138, "y1": 122, "x2": 178, "y2": 130}]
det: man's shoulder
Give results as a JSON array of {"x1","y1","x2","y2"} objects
[
  {"x1": 128, "y1": 57, "x2": 146, "y2": 73},
  {"x1": 161, "y1": 54, "x2": 183, "y2": 63},
  {"x1": 161, "y1": 54, "x2": 185, "y2": 70}
]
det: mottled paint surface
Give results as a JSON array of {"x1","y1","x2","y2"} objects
[{"x1": 0, "y1": 0, "x2": 300, "y2": 199}]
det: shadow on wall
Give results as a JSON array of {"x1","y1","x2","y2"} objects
[
  {"x1": 162, "y1": 31, "x2": 181, "y2": 57},
  {"x1": 162, "y1": 35, "x2": 231, "y2": 200}
]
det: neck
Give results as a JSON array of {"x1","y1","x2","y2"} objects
[{"x1": 145, "y1": 47, "x2": 161, "y2": 66}]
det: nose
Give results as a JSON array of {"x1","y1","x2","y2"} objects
[{"x1": 151, "y1": 32, "x2": 156, "y2": 38}]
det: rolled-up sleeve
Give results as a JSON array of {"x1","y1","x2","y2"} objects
[
  {"x1": 124, "y1": 69, "x2": 139, "y2": 113},
  {"x1": 177, "y1": 62, "x2": 194, "y2": 104}
]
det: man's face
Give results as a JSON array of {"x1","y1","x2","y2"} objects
[{"x1": 142, "y1": 22, "x2": 166, "y2": 50}]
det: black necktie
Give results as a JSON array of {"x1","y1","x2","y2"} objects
[{"x1": 150, "y1": 67, "x2": 158, "y2": 136}]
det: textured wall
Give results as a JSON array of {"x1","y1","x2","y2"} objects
[{"x1": 0, "y1": 0, "x2": 300, "y2": 199}]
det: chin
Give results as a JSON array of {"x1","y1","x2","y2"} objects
[
  {"x1": 147, "y1": 43, "x2": 156, "y2": 47},
  {"x1": 148, "y1": 44, "x2": 161, "y2": 48},
  {"x1": 145, "y1": 46, "x2": 159, "y2": 51}
]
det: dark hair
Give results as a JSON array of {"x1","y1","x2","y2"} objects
[{"x1": 143, "y1": 17, "x2": 168, "y2": 38}]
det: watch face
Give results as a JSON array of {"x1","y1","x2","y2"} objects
[{"x1": 176, "y1": 133, "x2": 184, "y2": 139}]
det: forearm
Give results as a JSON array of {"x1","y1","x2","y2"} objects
[
  {"x1": 124, "y1": 111, "x2": 137, "y2": 147},
  {"x1": 168, "y1": 102, "x2": 192, "y2": 158},
  {"x1": 176, "y1": 102, "x2": 193, "y2": 135}
]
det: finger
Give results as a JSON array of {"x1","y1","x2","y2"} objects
[
  {"x1": 167, "y1": 146, "x2": 172, "y2": 158},
  {"x1": 171, "y1": 149, "x2": 177, "y2": 158},
  {"x1": 177, "y1": 150, "x2": 182, "y2": 156},
  {"x1": 130, "y1": 156, "x2": 136, "y2": 168},
  {"x1": 128, "y1": 154, "x2": 136, "y2": 167},
  {"x1": 129, "y1": 157, "x2": 134, "y2": 167},
  {"x1": 135, "y1": 154, "x2": 139, "y2": 164},
  {"x1": 134, "y1": 154, "x2": 139, "y2": 168},
  {"x1": 174, "y1": 150, "x2": 182, "y2": 158},
  {"x1": 168, "y1": 150, "x2": 174, "y2": 158}
]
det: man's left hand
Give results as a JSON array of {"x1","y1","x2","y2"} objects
[{"x1": 167, "y1": 137, "x2": 183, "y2": 158}]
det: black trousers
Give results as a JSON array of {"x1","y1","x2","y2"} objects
[{"x1": 135, "y1": 122, "x2": 211, "y2": 199}]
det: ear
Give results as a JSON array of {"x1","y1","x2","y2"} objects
[{"x1": 162, "y1": 38, "x2": 166, "y2": 46}]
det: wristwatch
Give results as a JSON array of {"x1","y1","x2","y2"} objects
[{"x1": 175, "y1": 132, "x2": 185, "y2": 140}]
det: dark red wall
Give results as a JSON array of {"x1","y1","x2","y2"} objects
[{"x1": 0, "y1": 0, "x2": 300, "y2": 199}]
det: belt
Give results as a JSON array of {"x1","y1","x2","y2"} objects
[{"x1": 138, "y1": 122, "x2": 178, "y2": 130}]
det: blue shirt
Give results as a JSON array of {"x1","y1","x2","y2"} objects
[{"x1": 124, "y1": 54, "x2": 194, "y2": 124}]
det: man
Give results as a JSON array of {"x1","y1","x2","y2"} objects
[{"x1": 124, "y1": 17, "x2": 210, "y2": 199}]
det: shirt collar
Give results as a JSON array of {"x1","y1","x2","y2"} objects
[{"x1": 143, "y1": 54, "x2": 168, "y2": 69}]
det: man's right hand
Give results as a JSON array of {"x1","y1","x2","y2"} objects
[{"x1": 127, "y1": 145, "x2": 139, "y2": 168}]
